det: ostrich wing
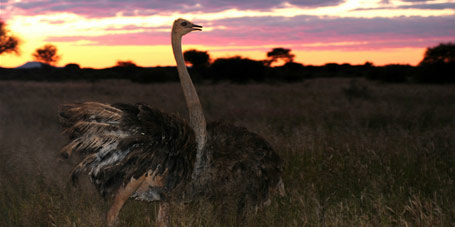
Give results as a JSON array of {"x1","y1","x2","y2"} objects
[{"x1": 59, "y1": 102, "x2": 196, "y2": 197}]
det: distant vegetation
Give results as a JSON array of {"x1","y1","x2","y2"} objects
[
  {"x1": 2, "y1": 45, "x2": 453, "y2": 84},
  {"x1": 1, "y1": 43, "x2": 454, "y2": 84},
  {"x1": 0, "y1": 18, "x2": 454, "y2": 84}
]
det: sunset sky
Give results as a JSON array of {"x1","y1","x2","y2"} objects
[{"x1": 0, "y1": 0, "x2": 454, "y2": 68}]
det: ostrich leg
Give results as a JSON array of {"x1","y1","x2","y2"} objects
[{"x1": 106, "y1": 175, "x2": 145, "y2": 227}]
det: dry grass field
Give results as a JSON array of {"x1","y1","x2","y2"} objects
[{"x1": 0, "y1": 78, "x2": 454, "y2": 226}]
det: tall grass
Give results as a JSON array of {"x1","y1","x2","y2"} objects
[{"x1": 1, "y1": 78, "x2": 454, "y2": 226}]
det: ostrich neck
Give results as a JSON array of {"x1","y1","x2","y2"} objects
[{"x1": 171, "y1": 32, "x2": 207, "y2": 153}]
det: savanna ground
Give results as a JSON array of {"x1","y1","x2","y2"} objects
[{"x1": 0, "y1": 78, "x2": 454, "y2": 226}]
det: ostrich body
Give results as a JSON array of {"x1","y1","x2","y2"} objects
[{"x1": 59, "y1": 18, "x2": 284, "y2": 226}]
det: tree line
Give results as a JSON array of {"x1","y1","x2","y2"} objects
[{"x1": 1, "y1": 19, "x2": 454, "y2": 84}]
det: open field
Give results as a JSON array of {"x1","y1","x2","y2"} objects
[{"x1": 0, "y1": 78, "x2": 454, "y2": 226}]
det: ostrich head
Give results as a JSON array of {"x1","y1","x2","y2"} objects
[{"x1": 172, "y1": 18, "x2": 202, "y2": 36}]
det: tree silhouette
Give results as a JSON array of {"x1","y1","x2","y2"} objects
[
  {"x1": 116, "y1": 60, "x2": 137, "y2": 67},
  {"x1": 265, "y1": 47, "x2": 295, "y2": 66},
  {"x1": 419, "y1": 42, "x2": 455, "y2": 65},
  {"x1": 417, "y1": 42, "x2": 455, "y2": 83},
  {"x1": 183, "y1": 49, "x2": 210, "y2": 68},
  {"x1": 32, "y1": 44, "x2": 61, "y2": 65},
  {"x1": 0, "y1": 20, "x2": 20, "y2": 55}
]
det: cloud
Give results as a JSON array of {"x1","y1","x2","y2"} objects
[
  {"x1": 398, "y1": 3, "x2": 455, "y2": 9},
  {"x1": 44, "y1": 15, "x2": 455, "y2": 51},
  {"x1": 196, "y1": 15, "x2": 454, "y2": 50},
  {"x1": 206, "y1": 15, "x2": 454, "y2": 39},
  {"x1": 355, "y1": 2, "x2": 455, "y2": 10},
  {"x1": 9, "y1": 0, "x2": 345, "y2": 18},
  {"x1": 9, "y1": 1, "x2": 452, "y2": 53},
  {"x1": 401, "y1": 0, "x2": 436, "y2": 2}
]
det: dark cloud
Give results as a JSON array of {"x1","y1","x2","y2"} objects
[{"x1": 10, "y1": 0, "x2": 344, "y2": 18}]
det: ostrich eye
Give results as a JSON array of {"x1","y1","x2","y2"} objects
[{"x1": 181, "y1": 22, "x2": 188, "y2": 26}]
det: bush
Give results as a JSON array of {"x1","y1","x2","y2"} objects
[
  {"x1": 130, "y1": 67, "x2": 178, "y2": 83},
  {"x1": 367, "y1": 64, "x2": 413, "y2": 83},
  {"x1": 64, "y1": 63, "x2": 81, "y2": 71},
  {"x1": 209, "y1": 56, "x2": 267, "y2": 83},
  {"x1": 270, "y1": 62, "x2": 306, "y2": 82}
]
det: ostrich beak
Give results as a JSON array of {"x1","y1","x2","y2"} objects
[{"x1": 192, "y1": 24, "x2": 202, "y2": 31}]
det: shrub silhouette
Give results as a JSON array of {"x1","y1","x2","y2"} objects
[
  {"x1": 210, "y1": 56, "x2": 267, "y2": 83},
  {"x1": 417, "y1": 63, "x2": 455, "y2": 83},
  {"x1": 272, "y1": 62, "x2": 306, "y2": 82},
  {"x1": 183, "y1": 49, "x2": 210, "y2": 69},
  {"x1": 183, "y1": 49, "x2": 210, "y2": 81},
  {"x1": 116, "y1": 60, "x2": 137, "y2": 68},
  {"x1": 366, "y1": 64, "x2": 413, "y2": 83},
  {"x1": 64, "y1": 63, "x2": 80, "y2": 70},
  {"x1": 129, "y1": 67, "x2": 178, "y2": 83}
]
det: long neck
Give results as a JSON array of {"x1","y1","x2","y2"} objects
[{"x1": 172, "y1": 32, "x2": 207, "y2": 152}]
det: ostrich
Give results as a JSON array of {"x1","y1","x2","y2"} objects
[{"x1": 59, "y1": 18, "x2": 284, "y2": 226}]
